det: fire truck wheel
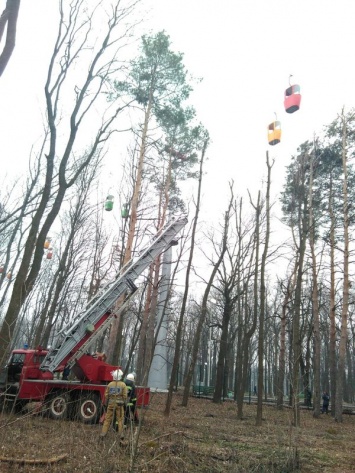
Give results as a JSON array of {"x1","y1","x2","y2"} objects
[
  {"x1": 47, "y1": 391, "x2": 70, "y2": 420},
  {"x1": 76, "y1": 393, "x2": 102, "y2": 424}
]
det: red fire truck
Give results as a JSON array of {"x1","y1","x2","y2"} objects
[{"x1": 0, "y1": 217, "x2": 187, "y2": 423}]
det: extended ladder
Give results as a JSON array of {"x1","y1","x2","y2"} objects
[{"x1": 40, "y1": 216, "x2": 187, "y2": 373}]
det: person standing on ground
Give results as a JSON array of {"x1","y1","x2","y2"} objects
[
  {"x1": 322, "y1": 391, "x2": 330, "y2": 414},
  {"x1": 124, "y1": 372, "x2": 139, "y2": 426},
  {"x1": 100, "y1": 369, "x2": 127, "y2": 439}
]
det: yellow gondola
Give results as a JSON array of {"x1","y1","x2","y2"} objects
[{"x1": 268, "y1": 120, "x2": 281, "y2": 146}]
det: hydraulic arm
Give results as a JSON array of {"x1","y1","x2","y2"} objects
[{"x1": 40, "y1": 216, "x2": 187, "y2": 373}]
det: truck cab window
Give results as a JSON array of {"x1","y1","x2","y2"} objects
[
  {"x1": 11, "y1": 353, "x2": 25, "y2": 364},
  {"x1": 8, "y1": 353, "x2": 25, "y2": 382},
  {"x1": 34, "y1": 355, "x2": 46, "y2": 365}
]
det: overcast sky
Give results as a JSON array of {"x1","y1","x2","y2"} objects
[
  {"x1": 143, "y1": 0, "x2": 355, "y2": 205},
  {"x1": 1, "y1": 0, "x2": 355, "y2": 242}
]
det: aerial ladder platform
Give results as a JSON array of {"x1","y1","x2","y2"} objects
[{"x1": 40, "y1": 216, "x2": 188, "y2": 373}]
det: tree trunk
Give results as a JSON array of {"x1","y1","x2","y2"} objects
[
  {"x1": 335, "y1": 112, "x2": 350, "y2": 423},
  {"x1": 328, "y1": 176, "x2": 337, "y2": 416},
  {"x1": 236, "y1": 271, "x2": 256, "y2": 418},
  {"x1": 234, "y1": 201, "x2": 244, "y2": 401},
  {"x1": 256, "y1": 153, "x2": 272, "y2": 425},
  {"x1": 165, "y1": 140, "x2": 208, "y2": 416},
  {"x1": 213, "y1": 302, "x2": 232, "y2": 404},
  {"x1": 181, "y1": 178, "x2": 232, "y2": 408},
  {"x1": 142, "y1": 256, "x2": 161, "y2": 383},
  {"x1": 107, "y1": 89, "x2": 154, "y2": 364},
  {"x1": 248, "y1": 190, "x2": 261, "y2": 418},
  {"x1": 277, "y1": 260, "x2": 298, "y2": 409},
  {"x1": 135, "y1": 265, "x2": 154, "y2": 383},
  {"x1": 308, "y1": 148, "x2": 321, "y2": 418},
  {"x1": 292, "y1": 160, "x2": 308, "y2": 427},
  {"x1": 0, "y1": 0, "x2": 20, "y2": 76}
]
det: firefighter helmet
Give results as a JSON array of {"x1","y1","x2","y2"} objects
[{"x1": 111, "y1": 369, "x2": 123, "y2": 381}]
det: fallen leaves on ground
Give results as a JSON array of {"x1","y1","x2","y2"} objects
[{"x1": 0, "y1": 392, "x2": 354, "y2": 472}]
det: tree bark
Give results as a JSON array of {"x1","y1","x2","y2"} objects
[
  {"x1": 107, "y1": 93, "x2": 154, "y2": 364},
  {"x1": 292, "y1": 156, "x2": 308, "y2": 427},
  {"x1": 308, "y1": 148, "x2": 321, "y2": 418},
  {"x1": 335, "y1": 111, "x2": 350, "y2": 423},
  {"x1": 256, "y1": 153, "x2": 272, "y2": 425},
  {"x1": 328, "y1": 175, "x2": 337, "y2": 416},
  {"x1": 0, "y1": 0, "x2": 20, "y2": 76},
  {"x1": 277, "y1": 259, "x2": 298, "y2": 409}
]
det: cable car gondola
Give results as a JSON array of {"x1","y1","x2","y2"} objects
[
  {"x1": 121, "y1": 203, "x2": 129, "y2": 219},
  {"x1": 104, "y1": 195, "x2": 114, "y2": 212},
  {"x1": 268, "y1": 120, "x2": 281, "y2": 146},
  {"x1": 284, "y1": 76, "x2": 301, "y2": 113}
]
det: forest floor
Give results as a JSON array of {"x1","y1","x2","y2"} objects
[{"x1": 0, "y1": 392, "x2": 354, "y2": 473}]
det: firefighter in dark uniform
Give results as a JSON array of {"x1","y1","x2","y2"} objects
[
  {"x1": 100, "y1": 369, "x2": 127, "y2": 439},
  {"x1": 124, "y1": 373, "x2": 139, "y2": 425}
]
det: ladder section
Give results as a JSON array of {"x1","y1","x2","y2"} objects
[
  {"x1": 65, "y1": 288, "x2": 141, "y2": 370},
  {"x1": 40, "y1": 216, "x2": 187, "y2": 372}
]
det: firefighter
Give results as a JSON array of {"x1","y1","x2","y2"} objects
[
  {"x1": 124, "y1": 372, "x2": 139, "y2": 426},
  {"x1": 100, "y1": 369, "x2": 127, "y2": 439},
  {"x1": 94, "y1": 351, "x2": 107, "y2": 362}
]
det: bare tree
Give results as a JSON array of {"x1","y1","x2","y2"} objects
[
  {"x1": 0, "y1": 0, "x2": 137, "y2": 365},
  {"x1": 181, "y1": 184, "x2": 233, "y2": 408},
  {"x1": 235, "y1": 204, "x2": 257, "y2": 420},
  {"x1": 276, "y1": 258, "x2": 298, "y2": 409},
  {"x1": 281, "y1": 145, "x2": 313, "y2": 427},
  {"x1": 164, "y1": 138, "x2": 208, "y2": 416},
  {"x1": 256, "y1": 152, "x2": 273, "y2": 425},
  {"x1": 0, "y1": 160, "x2": 42, "y2": 297},
  {"x1": 213, "y1": 190, "x2": 246, "y2": 405},
  {"x1": 32, "y1": 161, "x2": 104, "y2": 348}
]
